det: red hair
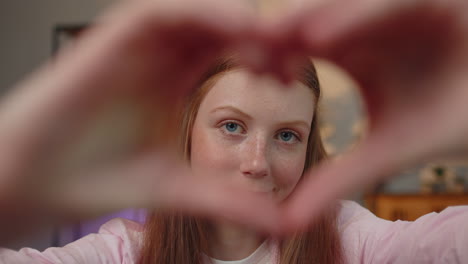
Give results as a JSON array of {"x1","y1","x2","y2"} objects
[{"x1": 139, "y1": 57, "x2": 344, "y2": 264}]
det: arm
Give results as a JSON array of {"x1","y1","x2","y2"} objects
[
  {"x1": 0, "y1": 218, "x2": 143, "y2": 264},
  {"x1": 339, "y1": 201, "x2": 468, "y2": 263}
]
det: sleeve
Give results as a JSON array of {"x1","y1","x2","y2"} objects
[
  {"x1": 338, "y1": 200, "x2": 468, "y2": 264},
  {"x1": 0, "y1": 218, "x2": 144, "y2": 264}
]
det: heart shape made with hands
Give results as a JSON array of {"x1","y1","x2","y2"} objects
[
  {"x1": 10, "y1": 0, "x2": 468, "y2": 234},
  {"x1": 265, "y1": 0, "x2": 468, "y2": 231}
]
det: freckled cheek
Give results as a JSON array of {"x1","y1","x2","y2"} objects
[
  {"x1": 272, "y1": 152, "x2": 306, "y2": 198},
  {"x1": 190, "y1": 128, "x2": 240, "y2": 178}
]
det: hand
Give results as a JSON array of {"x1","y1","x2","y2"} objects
[
  {"x1": 266, "y1": 0, "x2": 468, "y2": 231},
  {"x1": 0, "y1": 0, "x2": 281, "y2": 234}
]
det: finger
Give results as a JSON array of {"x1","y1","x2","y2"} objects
[
  {"x1": 38, "y1": 152, "x2": 182, "y2": 216},
  {"x1": 44, "y1": 152, "x2": 282, "y2": 234},
  {"x1": 46, "y1": 0, "x2": 257, "y2": 98},
  {"x1": 293, "y1": 0, "x2": 402, "y2": 55},
  {"x1": 163, "y1": 177, "x2": 283, "y2": 235},
  {"x1": 279, "y1": 135, "x2": 401, "y2": 233},
  {"x1": 0, "y1": 0, "x2": 255, "y2": 181}
]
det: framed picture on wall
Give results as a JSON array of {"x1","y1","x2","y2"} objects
[{"x1": 52, "y1": 24, "x2": 87, "y2": 55}]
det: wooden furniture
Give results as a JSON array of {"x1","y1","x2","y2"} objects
[{"x1": 364, "y1": 194, "x2": 468, "y2": 221}]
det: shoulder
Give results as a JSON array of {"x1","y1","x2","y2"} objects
[
  {"x1": 50, "y1": 218, "x2": 145, "y2": 264},
  {"x1": 337, "y1": 200, "x2": 374, "y2": 226},
  {"x1": 337, "y1": 200, "x2": 468, "y2": 263},
  {"x1": 337, "y1": 200, "x2": 393, "y2": 232},
  {"x1": 1, "y1": 218, "x2": 146, "y2": 264},
  {"x1": 95, "y1": 217, "x2": 146, "y2": 260},
  {"x1": 337, "y1": 199, "x2": 468, "y2": 231},
  {"x1": 336, "y1": 200, "x2": 404, "y2": 263},
  {"x1": 98, "y1": 217, "x2": 145, "y2": 239}
]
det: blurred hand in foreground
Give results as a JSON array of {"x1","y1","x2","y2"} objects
[
  {"x1": 263, "y1": 0, "x2": 468, "y2": 231},
  {"x1": 0, "y1": 0, "x2": 282, "y2": 235}
]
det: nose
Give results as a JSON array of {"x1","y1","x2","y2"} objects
[{"x1": 240, "y1": 134, "x2": 270, "y2": 179}]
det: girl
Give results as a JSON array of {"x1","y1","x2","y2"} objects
[
  {"x1": 4, "y1": 52, "x2": 468, "y2": 264},
  {"x1": 1, "y1": 0, "x2": 468, "y2": 263}
]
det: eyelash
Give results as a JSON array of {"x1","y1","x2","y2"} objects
[
  {"x1": 218, "y1": 120, "x2": 246, "y2": 136},
  {"x1": 217, "y1": 120, "x2": 302, "y2": 143},
  {"x1": 275, "y1": 130, "x2": 301, "y2": 144}
]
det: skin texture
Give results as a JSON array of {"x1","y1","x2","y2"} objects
[{"x1": 190, "y1": 69, "x2": 315, "y2": 259}]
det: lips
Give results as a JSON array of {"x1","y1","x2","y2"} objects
[{"x1": 249, "y1": 188, "x2": 279, "y2": 199}]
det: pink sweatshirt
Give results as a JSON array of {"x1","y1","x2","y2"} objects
[{"x1": 1, "y1": 201, "x2": 467, "y2": 263}]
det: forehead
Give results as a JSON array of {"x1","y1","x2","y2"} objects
[{"x1": 199, "y1": 70, "x2": 316, "y2": 121}]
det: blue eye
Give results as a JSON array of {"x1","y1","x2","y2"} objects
[
  {"x1": 219, "y1": 121, "x2": 245, "y2": 136},
  {"x1": 279, "y1": 131, "x2": 294, "y2": 141},
  {"x1": 277, "y1": 131, "x2": 301, "y2": 143},
  {"x1": 225, "y1": 122, "x2": 239, "y2": 132}
]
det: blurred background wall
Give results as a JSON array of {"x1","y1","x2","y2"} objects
[
  {"x1": 0, "y1": 0, "x2": 115, "y2": 250},
  {"x1": 0, "y1": 0, "x2": 114, "y2": 92}
]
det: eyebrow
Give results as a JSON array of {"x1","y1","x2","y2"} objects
[
  {"x1": 277, "y1": 121, "x2": 311, "y2": 132},
  {"x1": 210, "y1": 106, "x2": 311, "y2": 131},
  {"x1": 210, "y1": 106, "x2": 253, "y2": 120}
]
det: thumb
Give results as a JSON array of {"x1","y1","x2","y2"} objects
[
  {"x1": 163, "y1": 177, "x2": 284, "y2": 234},
  {"x1": 279, "y1": 134, "x2": 401, "y2": 232}
]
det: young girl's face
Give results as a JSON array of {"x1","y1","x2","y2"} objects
[{"x1": 190, "y1": 69, "x2": 316, "y2": 201}]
